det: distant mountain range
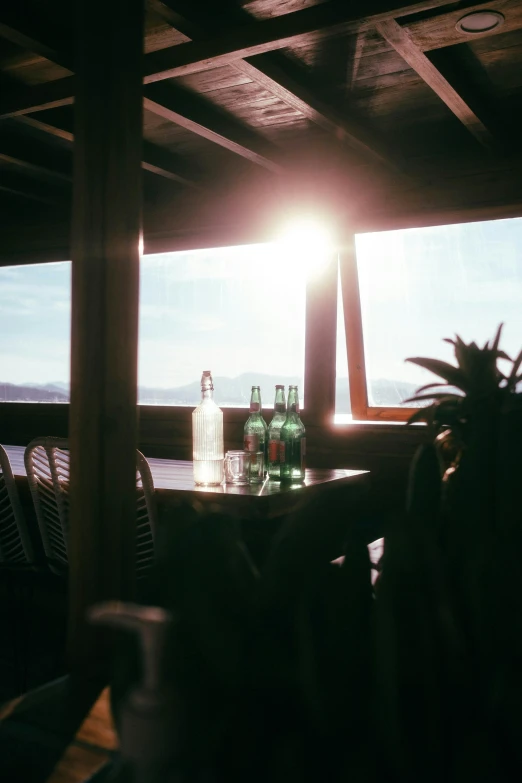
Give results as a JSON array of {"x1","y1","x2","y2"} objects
[{"x1": 0, "y1": 373, "x2": 421, "y2": 408}]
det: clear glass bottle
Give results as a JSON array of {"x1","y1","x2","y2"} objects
[
  {"x1": 244, "y1": 385, "x2": 268, "y2": 474},
  {"x1": 192, "y1": 370, "x2": 224, "y2": 486},
  {"x1": 280, "y1": 385, "x2": 306, "y2": 483},
  {"x1": 268, "y1": 385, "x2": 286, "y2": 480}
]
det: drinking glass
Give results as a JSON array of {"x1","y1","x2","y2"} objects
[
  {"x1": 248, "y1": 451, "x2": 264, "y2": 484},
  {"x1": 224, "y1": 450, "x2": 251, "y2": 485}
]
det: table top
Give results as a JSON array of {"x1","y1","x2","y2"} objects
[{"x1": 5, "y1": 445, "x2": 370, "y2": 519}]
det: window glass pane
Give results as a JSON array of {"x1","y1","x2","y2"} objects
[
  {"x1": 0, "y1": 262, "x2": 71, "y2": 402},
  {"x1": 335, "y1": 262, "x2": 351, "y2": 423},
  {"x1": 356, "y1": 217, "x2": 522, "y2": 407},
  {"x1": 139, "y1": 243, "x2": 306, "y2": 407}
]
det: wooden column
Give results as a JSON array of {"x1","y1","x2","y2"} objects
[
  {"x1": 304, "y1": 252, "x2": 338, "y2": 425},
  {"x1": 339, "y1": 235, "x2": 368, "y2": 420},
  {"x1": 68, "y1": 0, "x2": 145, "y2": 671}
]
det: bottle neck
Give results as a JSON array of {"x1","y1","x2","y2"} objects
[
  {"x1": 250, "y1": 388, "x2": 262, "y2": 413},
  {"x1": 287, "y1": 389, "x2": 299, "y2": 415},
  {"x1": 201, "y1": 375, "x2": 214, "y2": 401},
  {"x1": 274, "y1": 388, "x2": 285, "y2": 413}
]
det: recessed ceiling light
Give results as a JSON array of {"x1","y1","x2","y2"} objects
[{"x1": 455, "y1": 10, "x2": 505, "y2": 34}]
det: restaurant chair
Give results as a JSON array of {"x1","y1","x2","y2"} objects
[
  {"x1": 0, "y1": 444, "x2": 36, "y2": 693},
  {"x1": 24, "y1": 437, "x2": 157, "y2": 580},
  {"x1": 0, "y1": 444, "x2": 34, "y2": 569}
]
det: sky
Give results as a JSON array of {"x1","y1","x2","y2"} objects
[
  {"x1": 0, "y1": 216, "x2": 521, "y2": 394},
  {"x1": 356, "y1": 217, "x2": 522, "y2": 391}
]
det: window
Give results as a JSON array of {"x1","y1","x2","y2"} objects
[
  {"x1": 139, "y1": 244, "x2": 306, "y2": 407},
  {"x1": 1, "y1": 214, "x2": 520, "y2": 422},
  {"x1": 0, "y1": 262, "x2": 71, "y2": 402},
  {"x1": 351, "y1": 217, "x2": 522, "y2": 418},
  {"x1": 0, "y1": 244, "x2": 307, "y2": 408}
]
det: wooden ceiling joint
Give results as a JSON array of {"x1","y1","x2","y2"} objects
[
  {"x1": 149, "y1": 1, "x2": 402, "y2": 173},
  {"x1": 375, "y1": 18, "x2": 494, "y2": 147},
  {"x1": 143, "y1": 81, "x2": 283, "y2": 172},
  {"x1": 12, "y1": 114, "x2": 202, "y2": 187}
]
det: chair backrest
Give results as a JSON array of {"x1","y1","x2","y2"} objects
[
  {"x1": 0, "y1": 445, "x2": 34, "y2": 566},
  {"x1": 24, "y1": 438, "x2": 157, "y2": 577}
]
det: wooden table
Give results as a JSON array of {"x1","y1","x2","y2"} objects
[{"x1": 5, "y1": 445, "x2": 370, "y2": 521}]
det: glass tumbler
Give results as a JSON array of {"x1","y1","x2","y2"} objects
[
  {"x1": 224, "y1": 450, "x2": 251, "y2": 485},
  {"x1": 248, "y1": 451, "x2": 264, "y2": 484}
]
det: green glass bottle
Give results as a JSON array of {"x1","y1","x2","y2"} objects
[
  {"x1": 280, "y1": 385, "x2": 306, "y2": 483},
  {"x1": 267, "y1": 385, "x2": 286, "y2": 480},
  {"x1": 244, "y1": 386, "x2": 268, "y2": 474}
]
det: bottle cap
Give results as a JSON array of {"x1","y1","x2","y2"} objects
[{"x1": 275, "y1": 384, "x2": 284, "y2": 388}]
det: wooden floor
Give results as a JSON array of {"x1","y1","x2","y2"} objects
[{"x1": 0, "y1": 676, "x2": 115, "y2": 783}]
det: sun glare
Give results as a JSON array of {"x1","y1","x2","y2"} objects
[{"x1": 274, "y1": 218, "x2": 334, "y2": 278}]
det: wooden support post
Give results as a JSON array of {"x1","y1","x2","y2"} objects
[
  {"x1": 68, "y1": 0, "x2": 145, "y2": 673},
  {"x1": 339, "y1": 236, "x2": 368, "y2": 420},
  {"x1": 304, "y1": 252, "x2": 338, "y2": 425}
]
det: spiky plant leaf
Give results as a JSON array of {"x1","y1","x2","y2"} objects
[
  {"x1": 406, "y1": 357, "x2": 468, "y2": 391},
  {"x1": 403, "y1": 393, "x2": 462, "y2": 405}
]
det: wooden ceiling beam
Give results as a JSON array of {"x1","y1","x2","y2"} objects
[
  {"x1": 0, "y1": 37, "x2": 281, "y2": 173},
  {"x1": 0, "y1": 169, "x2": 66, "y2": 204},
  {"x1": 141, "y1": 0, "x2": 463, "y2": 83},
  {"x1": 150, "y1": 1, "x2": 401, "y2": 171},
  {"x1": 14, "y1": 115, "x2": 201, "y2": 187},
  {"x1": 375, "y1": 18, "x2": 494, "y2": 147},
  {"x1": 0, "y1": 77, "x2": 75, "y2": 118},
  {"x1": 143, "y1": 82, "x2": 283, "y2": 173},
  {"x1": 0, "y1": 131, "x2": 72, "y2": 182},
  {"x1": 0, "y1": 8, "x2": 73, "y2": 70},
  {"x1": 406, "y1": 0, "x2": 522, "y2": 51}
]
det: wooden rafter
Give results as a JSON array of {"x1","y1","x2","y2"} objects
[
  {"x1": 406, "y1": 0, "x2": 522, "y2": 51},
  {"x1": 375, "y1": 18, "x2": 493, "y2": 147},
  {"x1": 0, "y1": 169, "x2": 64, "y2": 204},
  {"x1": 150, "y1": 1, "x2": 400, "y2": 171},
  {"x1": 0, "y1": 8, "x2": 73, "y2": 70},
  {"x1": 144, "y1": 82, "x2": 283, "y2": 172},
  {"x1": 0, "y1": 20, "x2": 281, "y2": 172},
  {"x1": 0, "y1": 0, "x2": 502, "y2": 167},
  {"x1": 141, "y1": 0, "x2": 461, "y2": 81},
  {"x1": 13, "y1": 115, "x2": 201, "y2": 187},
  {"x1": 0, "y1": 130, "x2": 72, "y2": 182}
]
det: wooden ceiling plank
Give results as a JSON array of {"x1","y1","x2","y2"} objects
[
  {"x1": 234, "y1": 56, "x2": 397, "y2": 167},
  {"x1": 0, "y1": 151, "x2": 71, "y2": 182},
  {"x1": 0, "y1": 48, "x2": 280, "y2": 174},
  {"x1": 375, "y1": 18, "x2": 494, "y2": 146},
  {"x1": 0, "y1": 169, "x2": 65, "y2": 204},
  {"x1": 0, "y1": 7, "x2": 74, "y2": 74},
  {"x1": 141, "y1": 0, "x2": 462, "y2": 83},
  {"x1": 149, "y1": 2, "x2": 401, "y2": 171},
  {"x1": 0, "y1": 76, "x2": 75, "y2": 118},
  {"x1": 13, "y1": 115, "x2": 200, "y2": 187},
  {"x1": 0, "y1": 0, "x2": 478, "y2": 172},
  {"x1": 406, "y1": 0, "x2": 522, "y2": 52},
  {"x1": 14, "y1": 114, "x2": 75, "y2": 143},
  {"x1": 143, "y1": 83, "x2": 283, "y2": 172},
  {"x1": 0, "y1": 129, "x2": 72, "y2": 182}
]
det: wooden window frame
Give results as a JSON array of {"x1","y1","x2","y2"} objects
[
  {"x1": 4, "y1": 202, "x2": 522, "y2": 428},
  {"x1": 340, "y1": 207, "x2": 522, "y2": 422}
]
